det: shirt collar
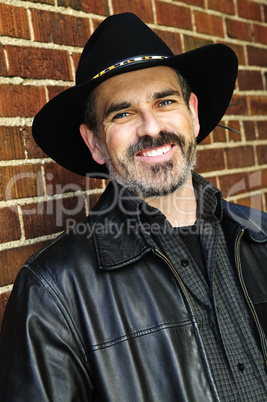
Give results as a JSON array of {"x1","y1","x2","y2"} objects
[{"x1": 192, "y1": 171, "x2": 223, "y2": 222}]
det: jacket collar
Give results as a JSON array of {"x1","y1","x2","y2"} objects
[
  {"x1": 193, "y1": 172, "x2": 267, "y2": 242},
  {"x1": 90, "y1": 181, "x2": 153, "y2": 270},
  {"x1": 222, "y1": 199, "x2": 267, "y2": 242},
  {"x1": 192, "y1": 172, "x2": 223, "y2": 222}
]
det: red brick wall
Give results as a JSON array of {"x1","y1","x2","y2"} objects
[{"x1": 0, "y1": 0, "x2": 267, "y2": 328}]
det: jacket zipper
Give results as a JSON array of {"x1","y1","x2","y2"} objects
[
  {"x1": 235, "y1": 229, "x2": 267, "y2": 366},
  {"x1": 153, "y1": 248, "x2": 192, "y2": 308}
]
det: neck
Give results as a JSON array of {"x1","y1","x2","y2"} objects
[{"x1": 142, "y1": 175, "x2": 197, "y2": 227}]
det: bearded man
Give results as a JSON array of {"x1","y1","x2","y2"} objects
[{"x1": 1, "y1": 13, "x2": 266, "y2": 402}]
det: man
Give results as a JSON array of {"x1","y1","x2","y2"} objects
[{"x1": 0, "y1": 13, "x2": 266, "y2": 401}]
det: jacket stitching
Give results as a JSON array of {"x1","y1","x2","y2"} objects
[
  {"x1": 88, "y1": 320, "x2": 193, "y2": 353},
  {"x1": 25, "y1": 264, "x2": 88, "y2": 360}
]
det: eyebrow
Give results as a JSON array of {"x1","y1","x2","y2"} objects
[
  {"x1": 103, "y1": 88, "x2": 182, "y2": 120},
  {"x1": 151, "y1": 89, "x2": 182, "y2": 101},
  {"x1": 104, "y1": 102, "x2": 132, "y2": 120}
]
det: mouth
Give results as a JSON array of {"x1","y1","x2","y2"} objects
[{"x1": 136, "y1": 144, "x2": 174, "y2": 158}]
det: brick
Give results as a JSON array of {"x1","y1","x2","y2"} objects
[
  {"x1": 219, "y1": 172, "x2": 249, "y2": 198},
  {"x1": 227, "y1": 121, "x2": 241, "y2": 142},
  {"x1": 195, "y1": 11, "x2": 224, "y2": 37},
  {"x1": 263, "y1": 169, "x2": 267, "y2": 188},
  {"x1": 0, "y1": 242, "x2": 50, "y2": 287},
  {"x1": 238, "y1": 70, "x2": 263, "y2": 91},
  {"x1": 254, "y1": 24, "x2": 267, "y2": 45},
  {"x1": 6, "y1": 45, "x2": 73, "y2": 81},
  {"x1": 22, "y1": 126, "x2": 47, "y2": 159},
  {"x1": 0, "y1": 4, "x2": 30, "y2": 39},
  {"x1": 31, "y1": 9, "x2": 91, "y2": 47},
  {"x1": 200, "y1": 134, "x2": 212, "y2": 145},
  {"x1": 58, "y1": 0, "x2": 84, "y2": 11},
  {"x1": 0, "y1": 165, "x2": 44, "y2": 201},
  {"x1": 248, "y1": 169, "x2": 267, "y2": 190},
  {"x1": 44, "y1": 163, "x2": 103, "y2": 196},
  {"x1": 0, "y1": 288, "x2": 12, "y2": 332},
  {"x1": 72, "y1": 52, "x2": 83, "y2": 75},
  {"x1": 0, "y1": 127, "x2": 25, "y2": 160},
  {"x1": 225, "y1": 94, "x2": 248, "y2": 116},
  {"x1": 246, "y1": 170, "x2": 263, "y2": 194},
  {"x1": 257, "y1": 145, "x2": 267, "y2": 165},
  {"x1": 47, "y1": 85, "x2": 72, "y2": 101},
  {"x1": 249, "y1": 96, "x2": 267, "y2": 115},
  {"x1": 174, "y1": 0, "x2": 205, "y2": 7},
  {"x1": 154, "y1": 30, "x2": 183, "y2": 55},
  {"x1": 247, "y1": 46, "x2": 267, "y2": 67},
  {"x1": 237, "y1": 193, "x2": 263, "y2": 212},
  {"x1": 0, "y1": 85, "x2": 46, "y2": 118},
  {"x1": 195, "y1": 148, "x2": 225, "y2": 173},
  {"x1": 205, "y1": 176, "x2": 217, "y2": 187},
  {"x1": 22, "y1": 196, "x2": 86, "y2": 238},
  {"x1": 112, "y1": 0, "x2": 154, "y2": 22},
  {"x1": 257, "y1": 121, "x2": 267, "y2": 140},
  {"x1": 183, "y1": 35, "x2": 213, "y2": 52},
  {"x1": 226, "y1": 145, "x2": 254, "y2": 169},
  {"x1": 243, "y1": 121, "x2": 256, "y2": 141},
  {"x1": 216, "y1": 121, "x2": 241, "y2": 143},
  {"x1": 213, "y1": 125, "x2": 227, "y2": 142},
  {"x1": 0, "y1": 207, "x2": 21, "y2": 243},
  {"x1": 0, "y1": 45, "x2": 7, "y2": 76},
  {"x1": 237, "y1": 0, "x2": 262, "y2": 21},
  {"x1": 226, "y1": 19, "x2": 252, "y2": 41},
  {"x1": 58, "y1": 0, "x2": 109, "y2": 14},
  {"x1": 208, "y1": 0, "x2": 235, "y2": 15},
  {"x1": 91, "y1": 19, "x2": 104, "y2": 33},
  {"x1": 156, "y1": 2, "x2": 192, "y2": 30}
]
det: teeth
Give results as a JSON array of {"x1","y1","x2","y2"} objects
[{"x1": 141, "y1": 145, "x2": 171, "y2": 157}]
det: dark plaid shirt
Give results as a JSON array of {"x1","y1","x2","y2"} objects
[{"x1": 138, "y1": 172, "x2": 267, "y2": 401}]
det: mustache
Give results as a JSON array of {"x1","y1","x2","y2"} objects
[{"x1": 126, "y1": 131, "x2": 187, "y2": 159}]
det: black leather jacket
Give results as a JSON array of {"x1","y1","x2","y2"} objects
[{"x1": 0, "y1": 181, "x2": 267, "y2": 401}]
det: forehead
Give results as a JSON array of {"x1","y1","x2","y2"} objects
[{"x1": 91, "y1": 66, "x2": 181, "y2": 112}]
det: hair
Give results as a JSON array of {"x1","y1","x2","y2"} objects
[
  {"x1": 82, "y1": 91, "x2": 98, "y2": 134},
  {"x1": 82, "y1": 68, "x2": 191, "y2": 135},
  {"x1": 175, "y1": 70, "x2": 191, "y2": 108}
]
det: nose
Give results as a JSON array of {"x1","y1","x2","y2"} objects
[{"x1": 136, "y1": 109, "x2": 164, "y2": 138}]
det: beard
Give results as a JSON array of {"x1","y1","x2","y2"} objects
[{"x1": 99, "y1": 131, "x2": 197, "y2": 198}]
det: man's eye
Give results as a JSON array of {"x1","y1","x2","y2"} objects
[
  {"x1": 114, "y1": 112, "x2": 130, "y2": 119},
  {"x1": 159, "y1": 99, "x2": 174, "y2": 107}
]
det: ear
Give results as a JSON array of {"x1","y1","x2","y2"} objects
[
  {"x1": 189, "y1": 93, "x2": 200, "y2": 139},
  {"x1": 79, "y1": 124, "x2": 106, "y2": 165}
]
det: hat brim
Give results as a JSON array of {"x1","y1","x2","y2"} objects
[{"x1": 32, "y1": 43, "x2": 238, "y2": 177}]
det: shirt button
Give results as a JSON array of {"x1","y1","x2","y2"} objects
[
  {"x1": 237, "y1": 363, "x2": 245, "y2": 372},
  {"x1": 181, "y1": 259, "x2": 189, "y2": 267}
]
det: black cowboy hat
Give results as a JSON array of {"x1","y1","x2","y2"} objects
[{"x1": 32, "y1": 12, "x2": 238, "y2": 177}]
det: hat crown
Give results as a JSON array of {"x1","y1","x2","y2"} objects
[{"x1": 76, "y1": 13, "x2": 174, "y2": 85}]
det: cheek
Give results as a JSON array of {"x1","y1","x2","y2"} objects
[
  {"x1": 175, "y1": 113, "x2": 196, "y2": 136},
  {"x1": 161, "y1": 109, "x2": 193, "y2": 131},
  {"x1": 105, "y1": 127, "x2": 134, "y2": 158}
]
